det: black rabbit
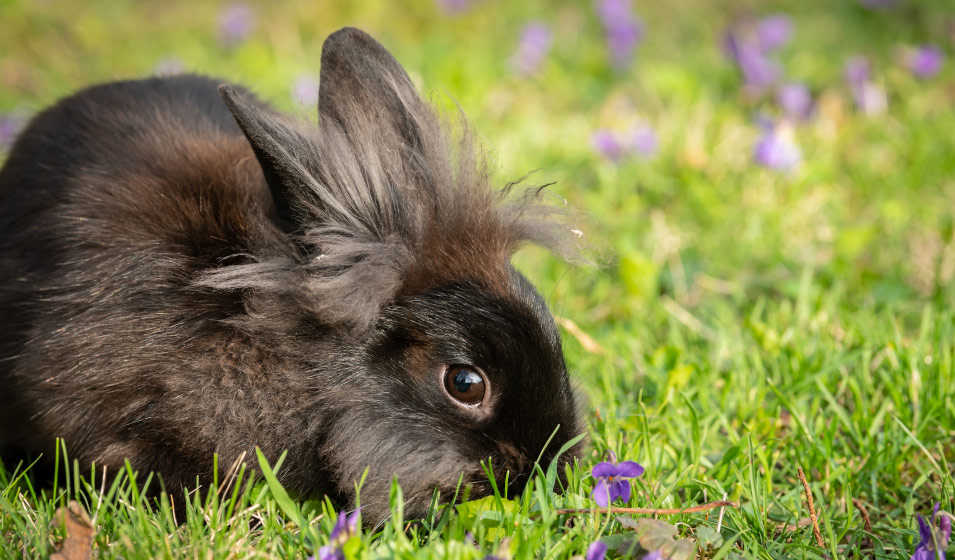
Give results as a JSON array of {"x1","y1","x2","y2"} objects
[{"x1": 0, "y1": 27, "x2": 582, "y2": 522}]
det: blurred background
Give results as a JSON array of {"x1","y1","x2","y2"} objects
[{"x1": 1, "y1": 0, "x2": 954, "y2": 387}]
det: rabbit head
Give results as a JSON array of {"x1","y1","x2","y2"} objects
[{"x1": 206, "y1": 28, "x2": 583, "y2": 522}]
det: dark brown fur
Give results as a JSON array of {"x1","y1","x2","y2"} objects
[{"x1": 0, "y1": 27, "x2": 582, "y2": 522}]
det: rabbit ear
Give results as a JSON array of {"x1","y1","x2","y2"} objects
[
  {"x1": 318, "y1": 27, "x2": 427, "y2": 146},
  {"x1": 219, "y1": 84, "x2": 311, "y2": 230}
]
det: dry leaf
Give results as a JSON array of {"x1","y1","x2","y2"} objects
[{"x1": 50, "y1": 501, "x2": 93, "y2": 560}]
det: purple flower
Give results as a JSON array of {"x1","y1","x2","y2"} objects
[
  {"x1": 643, "y1": 551, "x2": 666, "y2": 560},
  {"x1": 845, "y1": 56, "x2": 887, "y2": 115},
  {"x1": 725, "y1": 32, "x2": 782, "y2": 91},
  {"x1": 907, "y1": 45, "x2": 944, "y2": 79},
  {"x1": 311, "y1": 509, "x2": 360, "y2": 560},
  {"x1": 776, "y1": 82, "x2": 813, "y2": 121},
  {"x1": 511, "y1": 22, "x2": 552, "y2": 76},
  {"x1": 586, "y1": 541, "x2": 608, "y2": 560},
  {"x1": 435, "y1": 0, "x2": 470, "y2": 14},
  {"x1": 590, "y1": 452, "x2": 644, "y2": 507},
  {"x1": 316, "y1": 546, "x2": 344, "y2": 560},
  {"x1": 595, "y1": 0, "x2": 644, "y2": 69},
  {"x1": 592, "y1": 125, "x2": 657, "y2": 162},
  {"x1": 292, "y1": 74, "x2": 320, "y2": 107},
  {"x1": 218, "y1": 2, "x2": 255, "y2": 47},
  {"x1": 912, "y1": 503, "x2": 952, "y2": 560},
  {"x1": 756, "y1": 15, "x2": 793, "y2": 52},
  {"x1": 754, "y1": 121, "x2": 801, "y2": 171},
  {"x1": 0, "y1": 112, "x2": 28, "y2": 153},
  {"x1": 630, "y1": 125, "x2": 658, "y2": 157},
  {"x1": 592, "y1": 130, "x2": 625, "y2": 162},
  {"x1": 330, "y1": 509, "x2": 360, "y2": 542}
]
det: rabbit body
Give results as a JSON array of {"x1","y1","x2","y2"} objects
[{"x1": 0, "y1": 28, "x2": 581, "y2": 521}]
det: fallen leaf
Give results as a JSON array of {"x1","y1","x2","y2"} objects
[
  {"x1": 695, "y1": 525, "x2": 724, "y2": 551},
  {"x1": 613, "y1": 517, "x2": 697, "y2": 559},
  {"x1": 50, "y1": 501, "x2": 93, "y2": 560}
]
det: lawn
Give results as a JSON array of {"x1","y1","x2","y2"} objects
[{"x1": 1, "y1": 0, "x2": 954, "y2": 558}]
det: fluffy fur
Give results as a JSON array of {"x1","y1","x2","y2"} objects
[{"x1": 0, "y1": 27, "x2": 582, "y2": 522}]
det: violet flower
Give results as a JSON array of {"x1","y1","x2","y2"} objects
[
  {"x1": 907, "y1": 45, "x2": 944, "y2": 79},
  {"x1": 590, "y1": 452, "x2": 644, "y2": 507},
  {"x1": 776, "y1": 82, "x2": 813, "y2": 121},
  {"x1": 218, "y1": 2, "x2": 255, "y2": 47},
  {"x1": 754, "y1": 121, "x2": 801, "y2": 171},
  {"x1": 592, "y1": 130, "x2": 625, "y2": 162},
  {"x1": 595, "y1": 0, "x2": 644, "y2": 69},
  {"x1": 912, "y1": 503, "x2": 952, "y2": 560},
  {"x1": 643, "y1": 551, "x2": 665, "y2": 560},
  {"x1": 592, "y1": 125, "x2": 657, "y2": 163},
  {"x1": 756, "y1": 15, "x2": 793, "y2": 52},
  {"x1": 724, "y1": 32, "x2": 781, "y2": 91},
  {"x1": 511, "y1": 22, "x2": 552, "y2": 76},
  {"x1": 845, "y1": 56, "x2": 887, "y2": 115},
  {"x1": 630, "y1": 125, "x2": 658, "y2": 157},
  {"x1": 586, "y1": 541, "x2": 608, "y2": 560},
  {"x1": 313, "y1": 509, "x2": 361, "y2": 560},
  {"x1": 292, "y1": 73, "x2": 320, "y2": 107}
]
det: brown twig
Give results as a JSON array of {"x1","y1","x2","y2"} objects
[
  {"x1": 797, "y1": 467, "x2": 826, "y2": 549},
  {"x1": 550, "y1": 500, "x2": 738, "y2": 516},
  {"x1": 851, "y1": 498, "x2": 872, "y2": 533},
  {"x1": 852, "y1": 497, "x2": 874, "y2": 551}
]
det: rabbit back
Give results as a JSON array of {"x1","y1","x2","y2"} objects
[{"x1": 0, "y1": 75, "x2": 320, "y2": 492}]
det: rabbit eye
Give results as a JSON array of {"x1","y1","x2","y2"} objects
[{"x1": 443, "y1": 365, "x2": 488, "y2": 407}]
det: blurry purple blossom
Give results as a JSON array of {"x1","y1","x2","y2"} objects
[
  {"x1": 435, "y1": 0, "x2": 470, "y2": 15},
  {"x1": 0, "y1": 112, "x2": 28, "y2": 153},
  {"x1": 725, "y1": 32, "x2": 782, "y2": 91},
  {"x1": 154, "y1": 57, "x2": 186, "y2": 76},
  {"x1": 590, "y1": 452, "x2": 644, "y2": 507},
  {"x1": 218, "y1": 2, "x2": 256, "y2": 47},
  {"x1": 595, "y1": 0, "x2": 644, "y2": 69},
  {"x1": 630, "y1": 125, "x2": 658, "y2": 157},
  {"x1": 912, "y1": 503, "x2": 952, "y2": 560},
  {"x1": 312, "y1": 509, "x2": 360, "y2": 560},
  {"x1": 845, "y1": 56, "x2": 887, "y2": 115},
  {"x1": 907, "y1": 45, "x2": 944, "y2": 79},
  {"x1": 586, "y1": 541, "x2": 608, "y2": 560},
  {"x1": 592, "y1": 130, "x2": 626, "y2": 162},
  {"x1": 776, "y1": 82, "x2": 813, "y2": 121},
  {"x1": 754, "y1": 122, "x2": 802, "y2": 171},
  {"x1": 643, "y1": 551, "x2": 666, "y2": 560},
  {"x1": 316, "y1": 546, "x2": 343, "y2": 560},
  {"x1": 511, "y1": 22, "x2": 552, "y2": 76},
  {"x1": 592, "y1": 124, "x2": 657, "y2": 162},
  {"x1": 756, "y1": 15, "x2": 793, "y2": 52},
  {"x1": 292, "y1": 73, "x2": 320, "y2": 107}
]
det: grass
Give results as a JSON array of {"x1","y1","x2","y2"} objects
[{"x1": 2, "y1": 0, "x2": 954, "y2": 557}]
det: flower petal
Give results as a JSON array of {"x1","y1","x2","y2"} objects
[
  {"x1": 917, "y1": 514, "x2": 932, "y2": 545},
  {"x1": 615, "y1": 461, "x2": 645, "y2": 478},
  {"x1": 346, "y1": 508, "x2": 361, "y2": 536},
  {"x1": 591, "y1": 479, "x2": 611, "y2": 507},
  {"x1": 592, "y1": 462, "x2": 618, "y2": 478},
  {"x1": 329, "y1": 511, "x2": 348, "y2": 541},
  {"x1": 586, "y1": 540, "x2": 608, "y2": 560},
  {"x1": 612, "y1": 479, "x2": 632, "y2": 504}
]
